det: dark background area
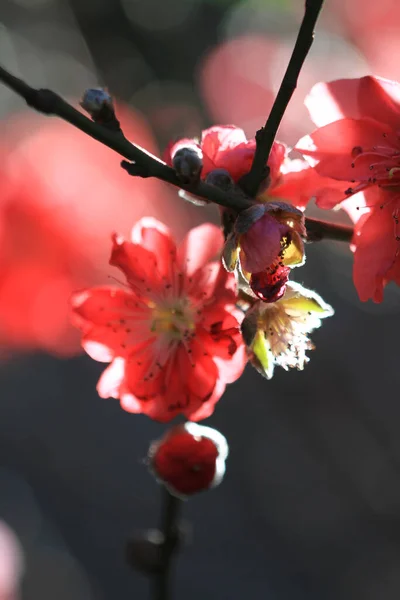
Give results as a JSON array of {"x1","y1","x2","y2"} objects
[{"x1": 1, "y1": 0, "x2": 400, "y2": 598}]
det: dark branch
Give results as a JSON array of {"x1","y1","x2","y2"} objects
[
  {"x1": 0, "y1": 65, "x2": 249, "y2": 211},
  {"x1": 241, "y1": 0, "x2": 325, "y2": 197},
  {"x1": 0, "y1": 63, "x2": 352, "y2": 243},
  {"x1": 152, "y1": 489, "x2": 181, "y2": 600},
  {"x1": 305, "y1": 217, "x2": 353, "y2": 243}
]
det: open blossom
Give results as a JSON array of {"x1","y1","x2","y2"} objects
[
  {"x1": 296, "y1": 76, "x2": 400, "y2": 302},
  {"x1": 241, "y1": 282, "x2": 333, "y2": 379},
  {"x1": 148, "y1": 422, "x2": 228, "y2": 497},
  {"x1": 71, "y1": 218, "x2": 246, "y2": 423}
]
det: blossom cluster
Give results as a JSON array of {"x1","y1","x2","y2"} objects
[
  {"x1": 71, "y1": 122, "x2": 336, "y2": 423},
  {"x1": 3, "y1": 74, "x2": 397, "y2": 430}
]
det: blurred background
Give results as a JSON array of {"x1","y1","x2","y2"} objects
[{"x1": 1, "y1": 0, "x2": 400, "y2": 598}]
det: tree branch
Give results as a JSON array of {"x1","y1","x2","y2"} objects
[
  {"x1": 152, "y1": 489, "x2": 181, "y2": 600},
  {"x1": 0, "y1": 63, "x2": 352, "y2": 243},
  {"x1": 241, "y1": 0, "x2": 325, "y2": 197},
  {"x1": 0, "y1": 65, "x2": 249, "y2": 211}
]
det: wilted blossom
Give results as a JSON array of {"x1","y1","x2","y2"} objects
[
  {"x1": 241, "y1": 282, "x2": 334, "y2": 379},
  {"x1": 296, "y1": 75, "x2": 400, "y2": 302},
  {"x1": 148, "y1": 422, "x2": 229, "y2": 497},
  {"x1": 71, "y1": 218, "x2": 246, "y2": 422}
]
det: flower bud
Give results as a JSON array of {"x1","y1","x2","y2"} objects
[
  {"x1": 172, "y1": 146, "x2": 203, "y2": 185},
  {"x1": 80, "y1": 89, "x2": 120, "y2": 129},
  {"x1": 148, "y1": 423, "x2": 228, "y2": 497}
]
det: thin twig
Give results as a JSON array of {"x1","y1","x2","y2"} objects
[
  {"x1": 241, "y1": 0, "x2": 325, "y2": 197},
  {"x1": 305, "y1": 217, "x2": 353, "y2": 243},
  {"x1": 153, "y1": 489, "x2": 181, "y2": 600},
  {"x1": 0, "y1": 63, "x2": 352, "y2": 243},
  {"x1": 0, "y1": 65, "x2": 248, "y2": 211}
]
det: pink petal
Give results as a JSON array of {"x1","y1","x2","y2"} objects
[
  {"x1": 201, "y1": 125, "x2": 247, "y2": 156},
  {"x1": 353, "y1": 191, "x2": 400, "y2": 302},
  {"x1": 97, "y1": 358, "x2": 126, "y2": 398},
  {"x1": 271, "y1": 158, "x2": 350, "y2": 210},
  {"x1": 72, "y1": 287, "x2": 155, "y2": 360},
  {"x1": 71, "y1": 287, "x2": 136, "y2": 327},
  {"x1": 131, "y1": 217, "x2": 177, "y2": 279},
  {"x1": 200, "y1": 126, "x2": 256, "y2": 180},
  {"x1": 110, "y1": 233, "x2": 163, "y2": 292},
  {"x1": 267, "y1": 141, "x2": 287, "y2": 186},
  {"x1": 185, "y1": 340, "x2": 219, "y2": 400},
  {"x1": 240, "y1": 213, "x2": 286, "y2": 273},
  {"x1": 296, "y1": 118, "x2": 392, "y2": 181},
  {"x1": 188, "y1": 377, "x2": 226, "y2": 422},
  {"x1": 305, "y1": 76, "x2": 400, "y2": 129},
  {"x1": 177, "y1": 223, "x2": 223, "y2": 276}
]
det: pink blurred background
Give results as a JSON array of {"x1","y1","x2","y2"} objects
[{"x1": 2, "y1": 1, "x2": 400, "y2": 599}]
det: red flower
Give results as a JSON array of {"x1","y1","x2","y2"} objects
[
  {"x1": 148, "y1": 422, "x2": 228, "y2": 496},
  {"x1": 168, "y1": 124, "x2": 335, "y2": 207},
  {"x1": 296, "y1": 76, "x2": 400, "y2": 301},
  {"x1": 71, "y1": 218, "x2": 246, "y2": 422},
  {"x1": 0, "y1": 104, "x2": 178, "y2": 355}
]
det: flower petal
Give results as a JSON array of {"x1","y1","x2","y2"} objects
[
  {"x1": 353, "y1": 191, "x2": 400, "y2": 302},
  {"x1": 222, "y1": 233, "x2": 239, "y2": 272},
  {"x1": 177, "y1": 223, "x2": 223, "y2": 276},
  {"x1": 282, "y1": 282, "x2": 334, "y2": 317},
  {"x1": 201, "y1": 126, "x2": 256, "y2": 181},
  {"x1": 296, "y1": 118, "x2": 392, "y2": 181},
  {"x1": 270, "y1": 158, "x2": 350, "y2": 210},
  {"x1": 131, "y1": 217, "x2": 177, "y2": 280},
  {"x1": 71, "y1": 286, "x2": 151, "y2": 358},
  {"x1": 240, "y1": 213, "x2": 287, "y2": 273},
  {"x1": 188, "y1": 377, "x2": 226, "y2": 422},
  {"x1": 281, "y1": 231, "x2": 304, "y2": 267},
  {"x1": 110, "y1": 233, "x2": 163, "y2": 292},
  {"x1": 305, "y1": 76, "x2": 400, "y2": 129},
  {"x1": 97, "y1": 357, "x2": 126, "y2": 398}
]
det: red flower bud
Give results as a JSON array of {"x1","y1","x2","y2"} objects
[{"x1": 148, "y1": 423, "x2": 228, "y2": 497}]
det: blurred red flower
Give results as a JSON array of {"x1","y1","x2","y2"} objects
[
  {"x1": 0, "y1": 104, "x2": 179, "y2": 355},
  {"x1": 71, "y1": 218, "x2": 246, "y2": 422},
  {"x1": 296, "y1": 75, "x2": 400, "y2": 302}
]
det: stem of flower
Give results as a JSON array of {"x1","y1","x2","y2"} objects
[
  {"x1": 305, "y1": 217, "x2": 353, "y2": 243},
  {"x1": 0, "y1": 63, "x2": 352, "y2": 243},
  {"x1": 153, "y1": 489, "x2": 181, "y2": 600},
  {"x1": 241, "y1": 0, "x2": 325, "y2": 197}
]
